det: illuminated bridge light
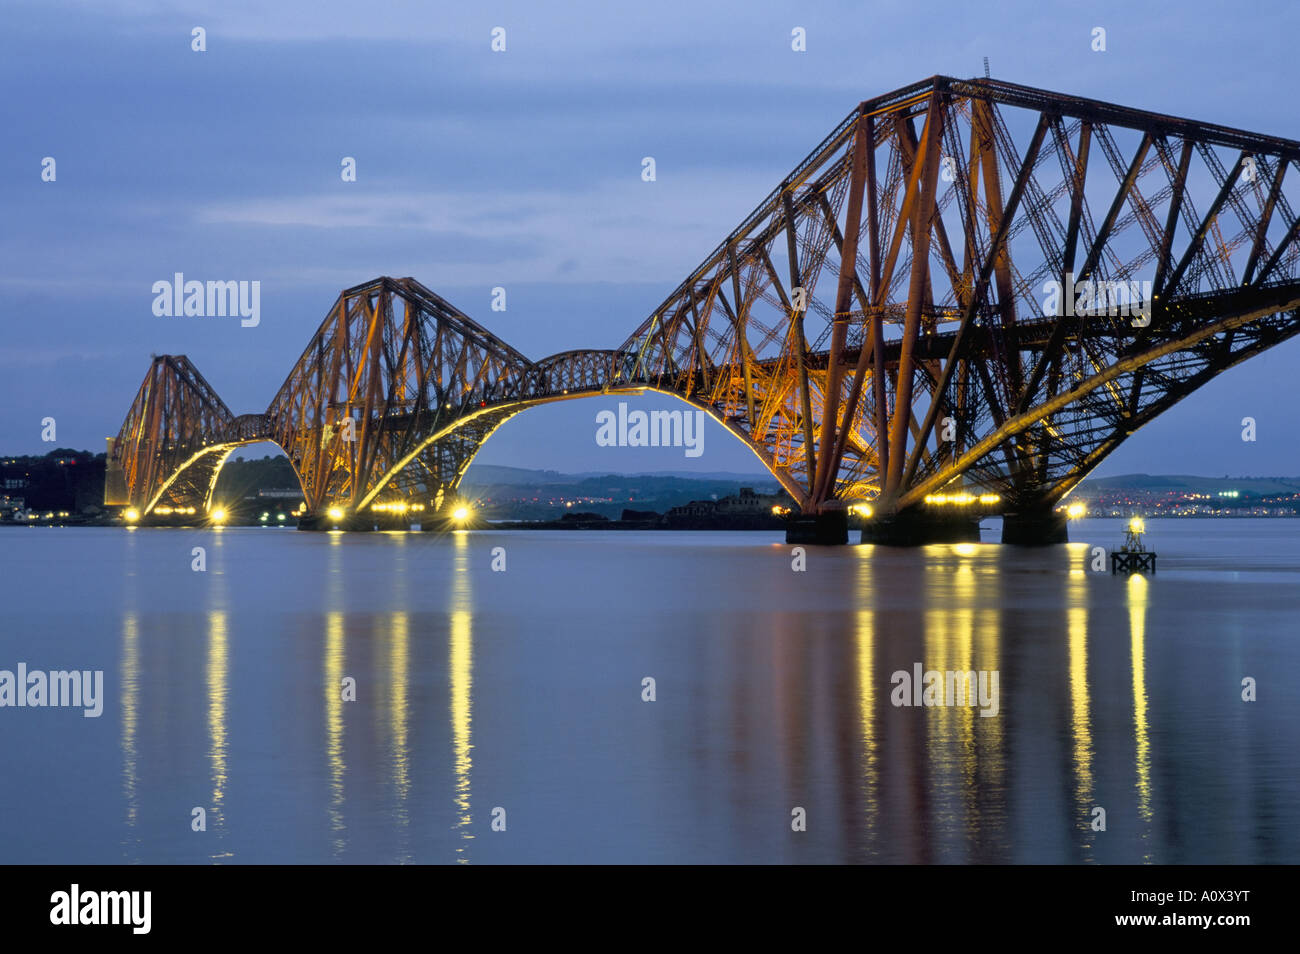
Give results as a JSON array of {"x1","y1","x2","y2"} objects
[
  {"x1": 1066, "y1": 502, "x2": 1087, "y2": 520},
  {"x1": 925, "y1": 493, "x2": 985, "y2": 506},
  {"x1": 124, "y1": 508, "x2": 140, "y2": 523},
  {"x1": 452, "y1": 506, "x2": 471, "y2": 522},
  {"x1": 327, "y1": 507, "x2": 345, "y2": 522}
]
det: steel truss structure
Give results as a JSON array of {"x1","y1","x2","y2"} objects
[{"x1": 107, "y1": 77, "x2": 1300, "y2": 520}]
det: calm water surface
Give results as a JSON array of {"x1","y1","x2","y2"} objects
[{"x1": 0, "y1": 518, "x2": 1296, "y2": 864}]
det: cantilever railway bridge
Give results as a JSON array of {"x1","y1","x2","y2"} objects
[{"x1": 106, "y1": 76, "x2": 1300, "y2": 542}]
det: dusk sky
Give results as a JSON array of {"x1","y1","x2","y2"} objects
[{"x1": 4, "y1": 0, "x2": 1299, "y2": 476}]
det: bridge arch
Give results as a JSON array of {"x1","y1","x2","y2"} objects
[
  {"x1": 357, "y1": 385, "x2": 818, "y2": 516},
  {"x1": 108, "y1": 77, "x2": 1300, "y2": 528}
]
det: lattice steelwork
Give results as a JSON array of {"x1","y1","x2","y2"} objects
[
  {"x1": 263, "y1": 277, "x2": 541, "y2": 512},
  {"x1": 615, "y1": 76, "x2": 1300, "y2": 514},
  {"x1": 105, "y1": 355, "x2": 243, "y2": 513},
  {"x1": 108, "y1": 76, "x2": 1300, "y2": 521}
]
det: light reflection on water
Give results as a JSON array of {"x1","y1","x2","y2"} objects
[
  {"x1": 0, "y1": 521, "x2": 1296, "y2": 864},
  {"x1": 1067, "y1": 568, "x2": 1093, "y2": 861},
  {"x1": 449, "y1": 531, "x2": 474, "y2": 863},
  {"x1": 1129, "y1": 573, "x2": 1153, "y2": 859}
]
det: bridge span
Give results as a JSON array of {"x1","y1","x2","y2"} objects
[{"x1": 106, "y1": 76, "x2": 1300, "y2": 543}]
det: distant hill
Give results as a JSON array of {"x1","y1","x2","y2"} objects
[
  {"x1": 460, "y1": 464, "x2": 784, "y2": 520},
  {"x1": 461, "y1": 464, "x2": 574, "y2": 486}
]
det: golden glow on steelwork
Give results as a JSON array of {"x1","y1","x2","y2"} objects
[
  {"x1": 138, "y1": 442, "x2": 240, "y2": 516},
  {"x1": 848, "y1": 503, "x2": 873, "y2": 517},
  {"x1": 112, "y1": 93, "x2": 1300, "y2": 525},
  {"x1": 357, "y1": 385, "x2": 805, "y2": 516},
  {"x1": 898, "y1": 302, "x2": 1296, "y2": 512}
]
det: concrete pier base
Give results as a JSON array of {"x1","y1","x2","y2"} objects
[
  {"x1": 860, "y1": 511, "x2": 981, "y2": 546},
  {"x1": 784, "y1": 510, "x2": 848, "y2": 546},
  {"x1": 374, "y1": 513, "x2": 416, "y2": 531},
  {"x1": 297, "y1": 513, "x2": 375, "y2": 531},
  {"x1": 1000, "y1": 510, "x2": 1068, "y2": 545}
]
